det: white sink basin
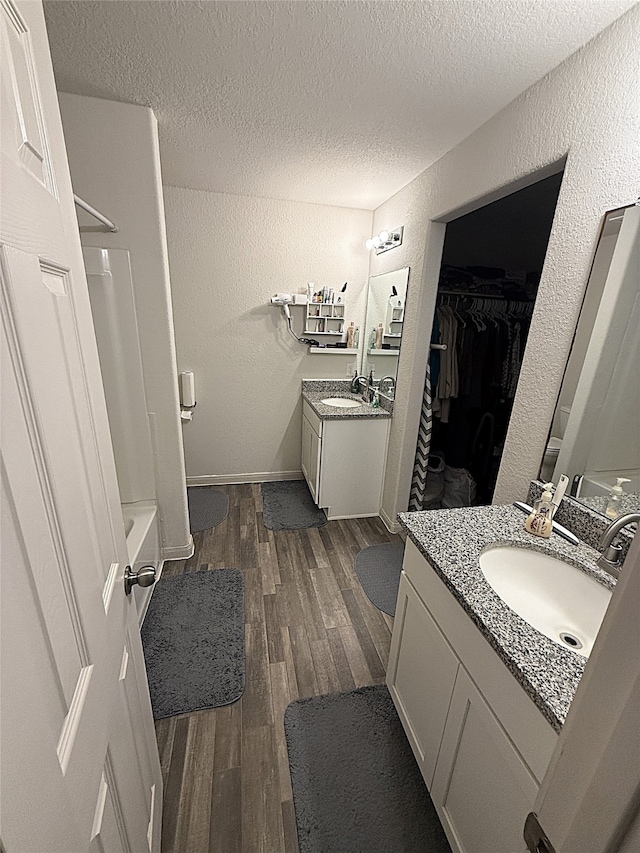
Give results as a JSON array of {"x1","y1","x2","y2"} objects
[
  {"x1": 479, "y1": 546, "x2": 612, "y2": 658},
  {"x1": 321, "y1": 397, "x2": 362, "y2": 408}
]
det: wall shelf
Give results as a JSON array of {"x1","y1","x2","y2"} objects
[
  {"x1": 305, "y1": 300, "x2": 345, "y2": 336},
  {"x1": 308, "y1": 347, "x2": 358, "y2": 354}
]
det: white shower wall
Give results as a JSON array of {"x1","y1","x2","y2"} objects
[
  {"x1": 59, "y1": 93, "x2": 192, "y2": 560},
  {"x1": 84, "y1": 247, "x2": 156, "y2": 504}
]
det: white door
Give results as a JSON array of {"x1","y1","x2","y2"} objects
[{"x1": 0, "y1": 2, "x2": 162, "y2": 852}]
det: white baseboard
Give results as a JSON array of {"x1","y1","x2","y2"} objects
[
  {"x1": 325, "y1": 511, "x2": 380, "y2": 521},
  {"x1": 186, "y1": 471, "x2": 304, "y2": 487},
  {"x1": 380, "y1": 506, "x2": 402, "y2": 534},
  {"x1": 137, "y1": 560, "x2": 164, "y2": 628},
  {"x1": 162, "y1": 536, "x2": 194, "y2": 561}
]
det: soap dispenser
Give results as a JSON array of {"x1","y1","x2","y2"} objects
[
  {"x1": 605, "y1": 478, "x2": 630, "y2": 519},
  {"x1": 525, "y1": 483, "x2": 554, "y2": 538}
]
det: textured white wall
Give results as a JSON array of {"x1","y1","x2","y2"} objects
[
  {"x1": 370, "y1": 8, "x2": 640, "y2": 528},
  {"x1": 163, "y1": 187, "x2": 372, "y2": 482},
  {"x1": 58, "y1": 94, "x2": 192, "y2": 559}
]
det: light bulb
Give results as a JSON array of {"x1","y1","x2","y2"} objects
[
  {"x1": 372, "y1": 236, "x2": 382, "y2": 248},
  {"x1": 365, "y1": 238, "x2": 374, "y2": 250},
  {"x1": 379, "y1": 230, "x2": 390, "y2": 243}
]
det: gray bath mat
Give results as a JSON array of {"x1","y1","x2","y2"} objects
[
  {"x1": 285, "y1": 685, "x2": 451, "y2": 853},
  {"x1": 141, "y1": 569, "x2": 245, "y2": 719},
  {"x1": 355, "y1": 543, "x2": 405, "y2": 616},
  {"x1": 187, "y1": 487, "x2": 229, "y2": 533},
  {"x1": 261, "y1": 480, "x2": 327, "y2": 530}
]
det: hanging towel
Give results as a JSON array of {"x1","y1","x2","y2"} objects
[{"x1": 409, "y1": 360, "x2": 434, "y2": 511}]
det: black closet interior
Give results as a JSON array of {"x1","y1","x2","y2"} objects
[{"x1": 428, "y1": 172, "x2": 563, "y2": 506}]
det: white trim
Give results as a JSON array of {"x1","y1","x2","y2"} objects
[
  {"x1": 136, "y1": 561, "x2": 164, "y2": 628},
  {"x1": 186, "y1": 471, "x2": 304, "y2": 487},
  {"x1": 325, "y1": 511, "x2": 380, "y2": 521},
  {"x1": 380, "y1": 505, "x2": 402, "y2": 533},
  {"x1": 161, "y1": 537, "x2": 194, "y2": 561}
]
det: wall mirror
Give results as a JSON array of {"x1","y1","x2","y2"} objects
[
  {"x1": 361, "y1": 267, "x2": 410, "y2": 391},
  {"x1": 540, "y1": 203, "x2": 639, "y2": 518}
]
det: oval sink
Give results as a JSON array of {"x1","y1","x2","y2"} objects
[
  {"x1": 479, "y1": 546, "x2": 612, "y2": 658},
  {"x1": 321, "y1": 397, "x2": 362, "y2": 408}
]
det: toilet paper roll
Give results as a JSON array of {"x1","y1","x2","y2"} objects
[{"x1": 180, "y1": 371, "x2": 196, "y2": 407}]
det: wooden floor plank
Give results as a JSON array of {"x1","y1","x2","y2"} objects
[
  {"x1": 178, "y1": 712, "x2": 217, "y2": 853},
  {"x1": 241, "y1": 725, "x2": 283, "y2": 852},
  {"x1": 154, "y1": 483, "x2": 401, "y2": 853},
  {"x1": 340, "y1": 588, "x2": 386, "y2": 680},
  {"x1": 210, "y1": 767, "x2": 242, "y2": 853},
  {"x1": 160, "y1": 715, "x2": 190, "y2": 853}
]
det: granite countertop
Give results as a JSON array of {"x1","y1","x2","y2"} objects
[
  {"x1": 398, "y1": 504, "x2": 616, "y2": 732},
  {"x1": 302, "y1": 389, "x2": 392, "y2": 420}
]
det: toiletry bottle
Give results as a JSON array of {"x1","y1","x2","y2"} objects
[
  {"x1": 605, "y1": 478, "x2": 630, "y2": 519},
  {"x1": 525, "y1": 483, "x2": 554, "y2": 538},
  {"x1": 369, "y1": 328, "x2": 376, "y2": 349},
  {"x1": 347, "y1": 321, "x2": 356, "y2": 349},
  {"x1": 376, "y1": 323, "x2": 384, "y2": 349},
  {"x1": 372, "y1": 389, "x2": 380, "y2": 408}
]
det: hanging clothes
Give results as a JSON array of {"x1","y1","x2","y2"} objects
[
  {"x1": 420, "y1": 288, "x2": 534, "y2": 506},
  {"x1": 433, "y1": 305, "x2": 459, "y2": 423}
]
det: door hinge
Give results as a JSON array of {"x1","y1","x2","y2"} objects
[{"x1": 524, "y1": 812, "x2": 556, "y2": 853}]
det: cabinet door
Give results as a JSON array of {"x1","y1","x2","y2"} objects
[
  {"x1": 301, "y1": 414, "x2": 321, "y2": 503},
  {"x1": 431, "y1": 667, "x2": 537, "y2": 853},
  {"x1": 386, "y1": 573, "x2": 459, "y2": 787}
]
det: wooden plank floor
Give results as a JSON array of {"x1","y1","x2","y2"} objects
[{"x1": 156, "y1": 483, "x2": 402, "y2": 853}]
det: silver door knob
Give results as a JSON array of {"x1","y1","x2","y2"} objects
[{"x1": 124, "y1": 565, "x2": 156, "y2": 596}]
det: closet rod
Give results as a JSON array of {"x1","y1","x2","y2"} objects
[
  {"x1": 438, "y1": 289, "x2": 532, "y2": 303},
  {"x1": 73, "y1": 194, "x2": 118, "y2": 232}
]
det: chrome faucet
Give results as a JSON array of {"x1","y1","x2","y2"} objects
[
  {"x1": 351, "y1": 374, "x2": 367, "y2": 395},
  {"x1": 379, "y1": 375, "x2": 396, "y2": 398},
  {"x1": 597, "y1": 513, "x2": 640, "y2": 578}
]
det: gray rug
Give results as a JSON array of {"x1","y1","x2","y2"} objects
[
  {"x1": 261, "y1": 480, "x2": 327, "y2": 530},
  {"x1": 285, "y1": 685, "x2": 452, "y2": 853},
  {"x1": 141, "y1": 569, "x2": 245, "y2": 719},
  {"x1": 355, "y1": 543, "x2": 405, "y2": 616},
  {"x1": 187, "y1": 487, "x2": 229, "y2": 533}
]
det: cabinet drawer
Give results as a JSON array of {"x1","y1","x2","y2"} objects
[{"x1": 302, "y1": 398, "x2": 322, "y2": 438}]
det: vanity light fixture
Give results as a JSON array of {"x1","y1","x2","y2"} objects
[{"x1": 365, "y1": 226, "x2": 404, "y2": 254}]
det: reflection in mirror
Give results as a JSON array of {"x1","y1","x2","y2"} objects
[
  {"x1": 362, "y1": 267, "x2": 409, "y2": 391},
  {"x1": 541, "y1": 204, "x2": 639, "y2": 518}
]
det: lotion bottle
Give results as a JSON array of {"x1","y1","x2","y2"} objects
[
  {"x1": 525, "y1": 483, "x2": 554, "y2": 538},
  {"x1": 375, "y1": 323, "x2": 384, "y2": 349},
  {"x1": 605, "y1": 478, "x2": 630, "y2": 519}
]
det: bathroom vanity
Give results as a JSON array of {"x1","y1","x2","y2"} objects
[
  {"x1": 301, "y1": 385, "x2": 391, "y2": 519},
  {"x1": 388, "y1": 505, "x2": 614, "y2": 853}
]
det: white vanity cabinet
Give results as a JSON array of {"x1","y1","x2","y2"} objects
[
  {"x1": 301, "y1": 406, "x2": 322, "y2": 502},
  {"x1": 301, "y1": 399, "x2": 390, "y2": 519},
  {"x1": 387, "y1": 539, "x2": 558, "y2": 853}
]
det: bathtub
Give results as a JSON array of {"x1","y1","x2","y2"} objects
[{"x1": 122, "y1": 501, "x2": 163, "y2": 625}]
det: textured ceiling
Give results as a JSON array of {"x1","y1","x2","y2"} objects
[{"x1": 43, "y1": 0, "x2": 636, "y2": 209}]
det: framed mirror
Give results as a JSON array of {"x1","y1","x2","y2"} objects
[
  {"x1": 361, "y1": 267, "x2": 410, "y2": 391},
  {"x1": 540, "y1": 204, "x2": 639, "y2": 518}
]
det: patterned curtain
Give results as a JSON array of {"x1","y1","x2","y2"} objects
[{"x1": 408, "y1": 360, "x2": 433, "y2": 511}]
